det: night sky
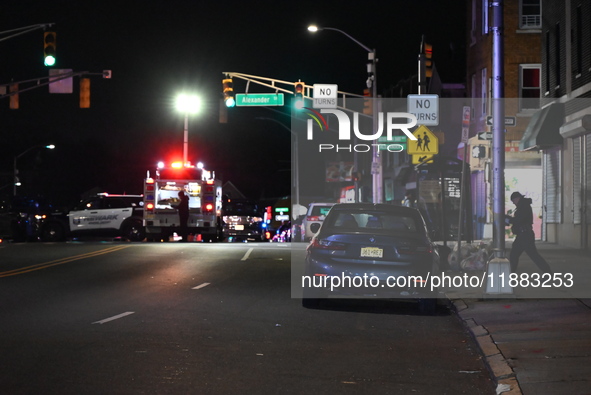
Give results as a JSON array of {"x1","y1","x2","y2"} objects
[{"x1": 0, "y1": 0, "x2": 466, "y2": 206}]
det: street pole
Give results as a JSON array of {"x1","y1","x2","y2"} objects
[
  {"x1": 486, "y1": 0, "x2": 512, "y2": 294},
  {"x1": 369, "y1": 50, "x2": 382, "y2": 203},
  {"x1": 183, "y1": 113, "x2": 189, "y2": 165},
  {"x1": 491, "y1": 0, "x2": 506, "y2": 258}
]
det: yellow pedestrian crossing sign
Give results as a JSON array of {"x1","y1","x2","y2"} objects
[{"x1": 407, "y1": 125, "x2": 439, "y2": 155}]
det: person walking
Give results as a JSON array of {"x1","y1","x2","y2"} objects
[
  {"x1": 176, "y1": 190, "x2": 190, "y2": 242},
  {"x1": 507, "y1": 191, "x2": 552, "y2": 273}
]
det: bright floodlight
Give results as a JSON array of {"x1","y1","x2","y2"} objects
[
  {"x1": 307, "y1": 25, "x2": 319, "y2": 32},
  {"x1": 197, "y1": 162, "x2": 204, "y2": 169},
  {"x1": 175, "y1": 94, "x2": 201, "y2": 114}
]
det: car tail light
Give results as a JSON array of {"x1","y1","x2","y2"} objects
[
  {"x1": 306, "y1": 216, "x2": 320, "y2": 222},
  {"x1": 308, "y1": 238, "x2": 347, "y2": 251}
]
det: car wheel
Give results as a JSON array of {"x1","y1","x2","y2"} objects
[
  {"x1": 122, "y1": 220, "x2": 145, "y2": 242},
  {"x1": 40, "y1": 222, "x2": 66, "y2": 242},
  {"x1": 418, "y1": 298, "x2": 437, "y2": 315}
]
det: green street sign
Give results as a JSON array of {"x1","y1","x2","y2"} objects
[
  {"x1": 379, "y1": 143, "x2": 407, "y2": 151},
  {"x1": 236, "y1": 93, "x2": 284, "y2": 107},
  {"x1": 377, "y1": 135, "x2": 408, "y2": 143}
]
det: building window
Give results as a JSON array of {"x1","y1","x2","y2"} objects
[
  {"x1": 555, "y1": 22, "x2": 561, "y2": 87},
  {"x1": 482, "y1": 0, "x2": 489, "y2": 34},
  {"x1": 520, "y1": 0, "x2": 541, "y2": 29},
  {"x1": 520, "y1": 65, "x2": 541, "y2": 110},
  {"x1": 545, "y1": 31, "x2": 550, "y2": 93},
  {"x1": 574, "y1": 5, "x2": 583, "y2": 76},
  {"x1": 471, "y1": 0, "x2": 478, "y2": 45},
  {"x1": 471, "y1": 73, "x2": 476, "y2": 118},
  {"x1": 481, "y1": 68, "x2": 487, "y2": 117}
]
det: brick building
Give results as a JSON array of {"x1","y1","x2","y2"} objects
[{"x1": 523, "y1": 0, "x2": 591, "y2": 249}]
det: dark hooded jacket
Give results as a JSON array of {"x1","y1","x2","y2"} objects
[{"x1": 509, "y1": 197, "x2": 534, "y2": 235}]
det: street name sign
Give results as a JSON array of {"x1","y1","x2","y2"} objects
[
  {"x1": 407, "y1": 125, "x2": 439, "y2": 155},
  {"x1": 486, "y1": 116, "x2": 516, "y2": 126},
  {"x1": 377, "y1": 135, "x2": 408, "y2": 143},
  {"x1": 312, "y1": 84, "x2": 338, "y2": 109},
  {"x1": 236, "y1": 93, "x2": 284, "y2": 106},
  {"x1": 407, "y1": 94, "x2": 439, "y2": 126},
  {"x1": 379, "y1": 143, "x2": 407, "y2": 151}
]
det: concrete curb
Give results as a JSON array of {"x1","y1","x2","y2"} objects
[{"x1": 450, "y1": 298, "x2": 523, "y2": 395}]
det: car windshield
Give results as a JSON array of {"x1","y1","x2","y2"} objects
[{"x1": 327, "y1": 211, "x2": 420, "y2": 233}]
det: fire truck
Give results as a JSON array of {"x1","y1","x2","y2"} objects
[{"x1": 143, "y1": 162, "x2": 223, "y2": 242}]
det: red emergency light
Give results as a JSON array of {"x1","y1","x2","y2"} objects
[
  {"x1": 204, "y1": 203, "x2": 214, "y2": 211},
  {"x1": 171, "y1": 162, "x2": 183, "y2": 169},
  {"x1": 146, "y1": 202, "x2": 155, "y2": 210},
  {"x1": 146, "y1": 178, "x2": 154, "y2": 184}
]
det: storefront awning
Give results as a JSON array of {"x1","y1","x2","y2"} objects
[{"x1": 519, "y1": 103, "x2": 564, "y2": 151}]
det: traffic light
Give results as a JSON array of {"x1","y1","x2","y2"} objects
[
  {"x1": 80, "y1": 78, "x2": 90, "y2": 108},
  {"x1": 43, "y1": 32, "x2": 57, "y2": 67},
  {"x1": 424, "y1": 42, "x2": 433, "y2": 78},
  {"x1": 9, "y1": 84, "x2": 18, "y2": 110},
  {"x1": 294, "y1": 81, "x2": 305, "y2": 109},
  {"x1": 363, "y1": 88, "x2": 372, "y2": 115},
  {"x1": 222, "y1": 78, "x2": 235, "y2": 107}
]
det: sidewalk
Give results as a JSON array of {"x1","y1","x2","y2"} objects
[{"x1": 450, "y1": 243, "x2": 591, "y2": 395}]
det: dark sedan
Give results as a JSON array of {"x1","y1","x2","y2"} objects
[{"x1": 302, "y1": 203, "x2": 441, "y2": 313}]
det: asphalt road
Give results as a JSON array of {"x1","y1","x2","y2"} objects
[{"x1": 0, "y1": 241, "x2": 495, "y2": 394}]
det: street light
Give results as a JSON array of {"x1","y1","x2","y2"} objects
[
  {"x1": 175, "y1": 93, "x2": 201, "y2": 166},
  {"x1": 13, "y1": 144, "x2": 55, "y2": 196},
  {"x1": 307, "y1": 25, "x2": 381, "y2": 203}
]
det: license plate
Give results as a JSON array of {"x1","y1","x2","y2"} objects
[
  {"x1": 234, "y1": 224, "x2": 244, "y2": 230},
  {"x1": 361, "y1": 247, "x2": 383, "y2": 258}
]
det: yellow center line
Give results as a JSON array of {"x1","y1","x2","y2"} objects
[{"x1": 0, "y1": 245, "x2": 131, "y2": 278}]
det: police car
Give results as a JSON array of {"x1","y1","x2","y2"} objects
[{"x1": 65, "y1": 194, "x2": 145, "y2": 241}]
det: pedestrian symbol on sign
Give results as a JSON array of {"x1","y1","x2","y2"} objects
[{"x1": 407, "y1": 125, "x2": 439, "y2": 155}]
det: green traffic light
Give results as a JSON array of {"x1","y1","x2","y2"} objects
[
  {"x1": 44, "y1": 55, "x2": 56, "y2": 67},
  {"x1": 294, "y1": 98, "x2": 304, "y2": 110}
]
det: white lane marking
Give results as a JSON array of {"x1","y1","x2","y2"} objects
[
  {"x1": 241, "y1": 247, "x2": 254, "y2": 261},
  {"x1": 192, "y1": 282, "x2": 211, "y2": 290},
  {"x1": 92, "y1": 311, "x2": 135, "y2": 325}
]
